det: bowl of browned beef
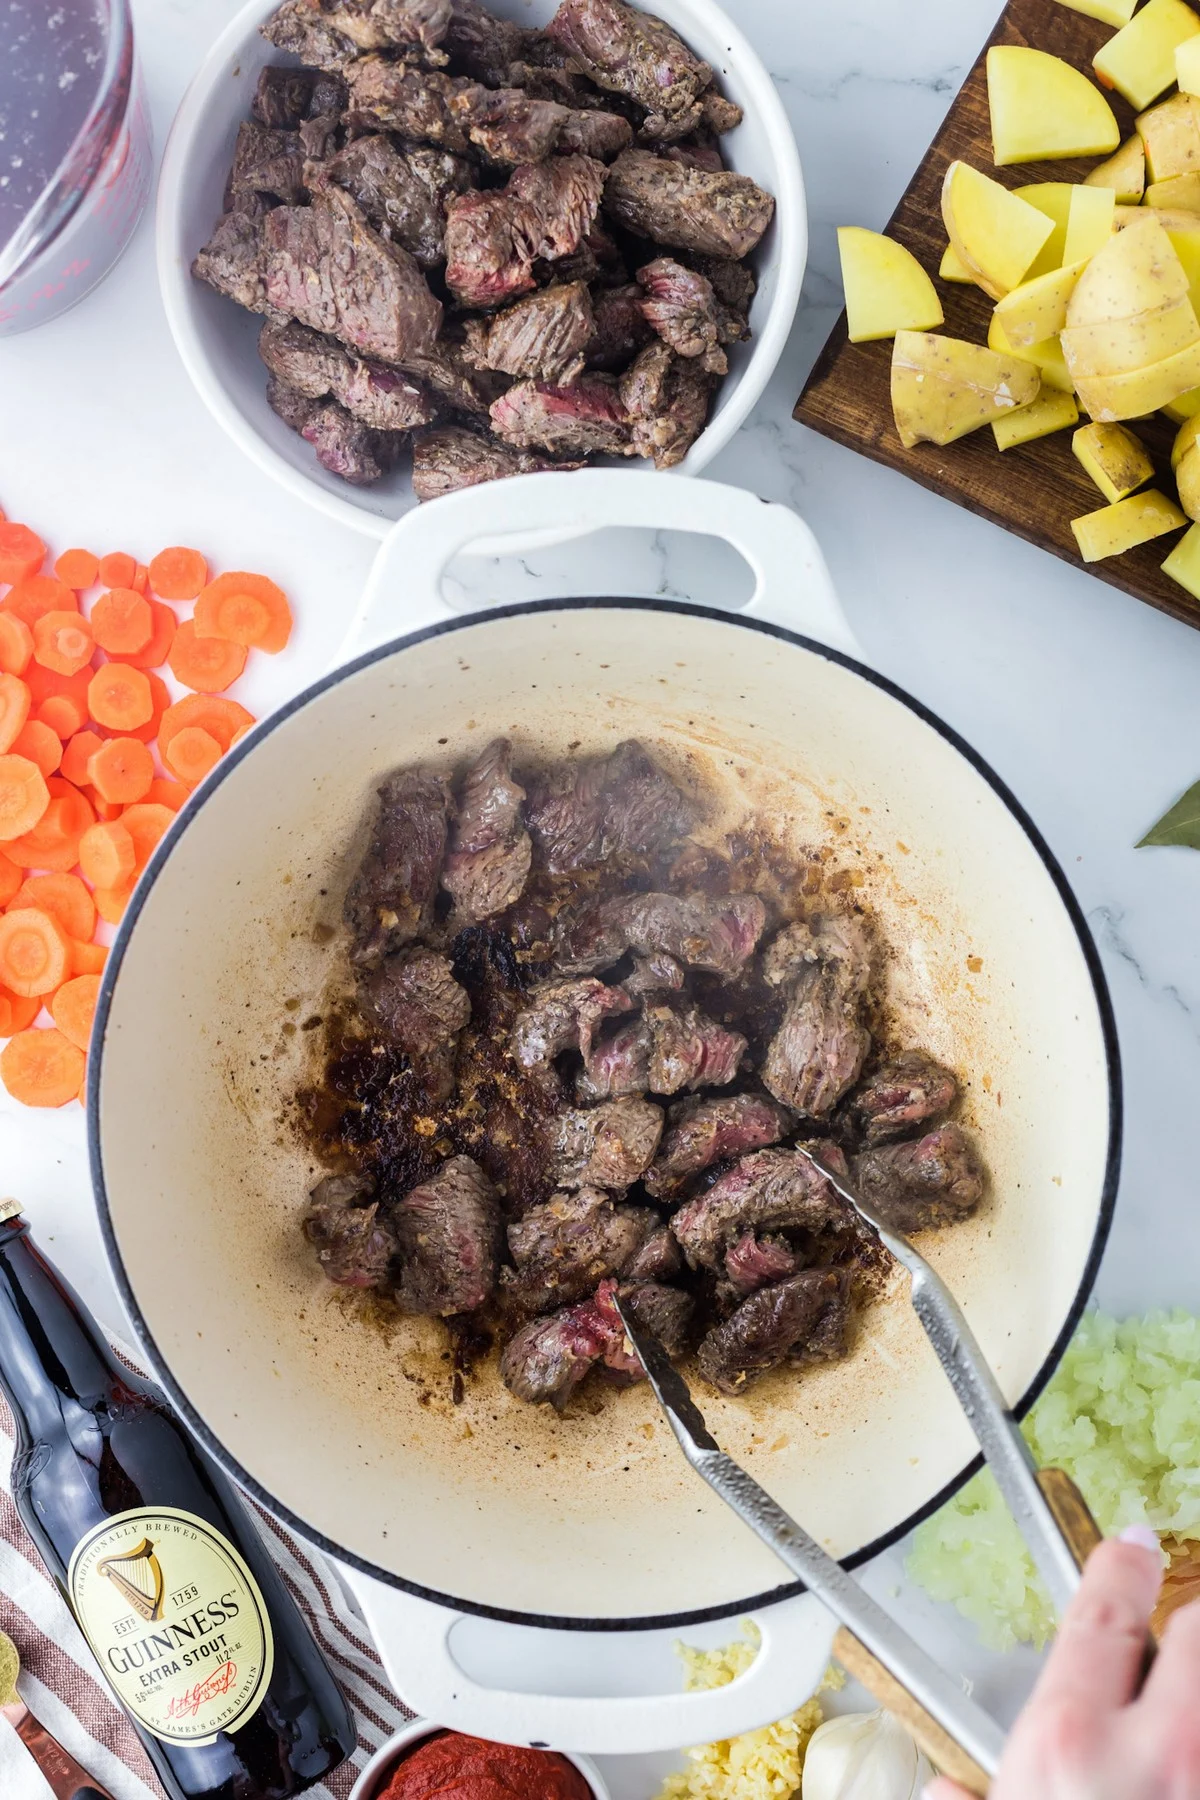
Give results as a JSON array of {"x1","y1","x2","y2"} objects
[
  {"x1": 88, "y1": 472, "x2": 1118, "y2": 1749},
  {"x1": 158, "y1": 0, "x2": 803, "y2": 536}
]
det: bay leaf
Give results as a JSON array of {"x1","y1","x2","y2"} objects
[{"x1": 1137, "y1": 779, "x2": 1200, "y2": 849}]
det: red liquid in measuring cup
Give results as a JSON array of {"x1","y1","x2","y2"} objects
[{"x1": 0, "y1": 0, "x2": 106, "y2": 248}]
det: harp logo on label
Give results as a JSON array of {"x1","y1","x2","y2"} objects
[{"x1": 68, "y1": 1506, "x2": 276, "y2": 1744}]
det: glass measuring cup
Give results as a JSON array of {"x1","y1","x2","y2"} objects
[{"x1": 0, "y1": 0, "x2": 153, "y2": 336}]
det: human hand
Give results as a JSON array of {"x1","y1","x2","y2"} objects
[{"x1": 926, "y1": 1525, "x2": 1200, "y2": 1800}]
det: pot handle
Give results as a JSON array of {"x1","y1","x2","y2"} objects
[
  {"x1": 339, "y1": 1568, "x2": 837, "y2": 1756},
  {"x1": 342, "y1": 470, "x2": 860, "y2": 660}
]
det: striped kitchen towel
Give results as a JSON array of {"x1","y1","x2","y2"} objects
[{"x1": 0, "y1": 1396, "x2": 414, "y2": 1800}]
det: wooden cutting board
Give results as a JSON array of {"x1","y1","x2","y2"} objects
[{"x1": 794, "y1": 0, "x2": 1200, "y2": 632}]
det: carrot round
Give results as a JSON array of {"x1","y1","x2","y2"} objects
[
  {"x1": 113, "y1": 598, "x2": 176, "y2": 670},
  {"x1": 0, "y1": 676, "x2": 31, "y2": 754},
  {"x1": 69, "y1": 938, "x2": 107, "y2": 976},
  {"x1": 87, "y1": 664, "x2": 152, "y2": 731},
  {"x1": 168, "y1": 621, "x2": 247, "y2": 695},
  {"x1": 131, "y1": 564, "x2": 149, "y2": 595},
  {"x1": 32, "y1": 610, "x2": 94, "y2": 677},
  {"x1": 120, "y1": 802, "x2": 175, "y2": 872},
  {"x1": 0, "y1": 853, "x2": 21, "y2": 906},
  {"x1": 96, "y1": 669, "x2": 168, "y2": 744},
  {"x1": 60, "y1": 729, "x2": 104, "y2": 787},
  {"x1": 54, "y1": 548, "x2": 99, "y2": 590},
  {"x1": 49, "y1": 974, "x2": 100, "y2": 1051},
  {"x1": 91, "y1": 587, "x2": 152, "y2": 655},
  {"x1": 1, "y1": 576, "x2": 78, "y2": 627},
  {"x1": 149, "y1": 546, "x2": 208, "y2": 601},
  {"x1": 10, "y1": 722, "x2": 62, "y2": 779},
  {"x1": 97, "y1": 552, "x2": 136, "y2": 589},
  {"x1": 194, "y1": 572, "x2": 292, "y2": 653},
  {"x1": 0, "y1": 524, "x2": 46, "y2": 585},
  {"x1": 145, "y1": 778, "x2": 188, "y2": 813},
  {"x1": 93, "y1": 880, "x2": 135, "y2": 925},
  {"x1": 165, "y1": 725, "x2": 222, "y2": 787},
  {"x1": 0, "y1": 756, "x2": 49, "y2": 842},
  {"x1": 79, "y1": 819, "x2": 136, "y2": 889},
  {"x1": 0, "y1": 908, "x2": 70, "y2": 995},
  {"x1": 0, "y1": 1026, "x2": 85, "y2": 1105},
  {"x1": 9, "y1": 873, "x2": 95, "y2": 942},
  {"x1": 159, "y1": 694, "x2": 254, "y2": 758},
  {"x1": 0, "y1": 990, "x2": 41, "y2": 1036},
  {"x1": 6, "y1": 778, "x2": 94, "y2": 872},
  {"x1": 88, "y1": 736, "x2": 153, "y2": 804},
  {"x1": 0, "y1": 615, "x2": 33, "y2": 677}
]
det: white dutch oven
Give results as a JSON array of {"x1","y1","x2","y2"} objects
[{"x1": 88, "y1": 473, "x2": 1120, "y2": 1755}]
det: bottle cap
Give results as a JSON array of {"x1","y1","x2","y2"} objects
[{"x1": 0, "y1": 1199, "x2": 23, "y2": 1225}]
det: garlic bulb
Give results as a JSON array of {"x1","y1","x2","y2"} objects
[{"x1": 801, "y1": 1709, "x2": 935, "y2": 1800}]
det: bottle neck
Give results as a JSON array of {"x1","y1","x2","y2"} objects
[{"x1": 0, "y1": 1217, "x2": 127, "y2": 1432}]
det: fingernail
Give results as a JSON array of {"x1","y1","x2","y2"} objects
[{"x1": 1119, "y1": 1523, "x2": 1160, "y2": 1553}]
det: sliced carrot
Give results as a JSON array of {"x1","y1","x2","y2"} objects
[
  {"x1": 60, "y1": 729, "x2": 104, "y2": 787},
  {"x1": 8, "y1": 873, "x2": 95, "y2": 942},
  {"x1": 158, "y1": 695, "x2": 254, "y2": 759},
  {"x1": 0, "y1": 524, "x2": 46, "y2": 585},
  {"x1": 0, "y1": 908, "x2": 70, "y2": 995},
  {"x1": 32, "y1": 610, "x2": 94, "y2": 676},
  {"x1": 0, "y1": 676, "x2": 31, "y2": 754},
  {"x1": 0, "y1": 616, "x2": 33, "y2": 677},
  {"x1": 91, "y1": 587, "x2": 152, "y2": 655},
  {"x1": 88, "y1": 736, "x2": 153, "y2": 805},
  {"x1": 85, "y1": 789, "x2": 124, "y2": 822},
  {"x1": 79, "y1": 819, "x2": 136, "y2": 889},
  {"x1": 1, "y1": 575, "x2": 77, "y2": 628},
  {"x1": 168, "y1": 620, "x2": 247, "y2": 695},
  {"x1": 94, "y1": 881, "x2": 135, "y2": 925},
  {"x1": 0, "y1": 1027, "x2": 85, "y2": 1106},
  {"x1": 112, "y1": 599, "x2": 176, "y2": 670},
  {"x1": 0, "y1": 990, "x2": 41, "y2": 1036},
  {"x1": 10, "y1": 721, "x2": 62, "y2": 779},
  {"x1": 145, "y1": 778, "x2": 189, "y2": 813},
  {"x1": 87, "y1": 664, "x2": 152, "y2": 732},
  {"x1": 54, "y1": 548, "x2": 99, "y2": 590},
  {"x1": 6, "y1": 778, "x2": 94, "y2": 872},
  {"x1": 0, "y1": 756, "x2": 49, "y2": 842},
  {"x1": 37, "y1": 692, "x2": 90, "y2": 740},
  {"x1": 0, "y1": 853, "x2": 21, "y2": 905},
  {"x1": 165, "y1": 725, "x2": 222, "y2": 786},
  {"x1": 131, "y1": 564, "x2": 149, "y2": 595},
  {"x1": 120, "y1": 802, "x2": 174, "y2": 872},
  {"x1": 49, "y1": 974, "x2": 100, "y2": 1051},
  {"x1": 97, "y1": 552, "x2": 136, "y2": 589},
  {"x1": 194, "y1": 572, "x2": 292, "y2": 653},
  {"x1": 69, "y1": 938, "x2": 108, "y2": 976},
  {"x1": 95, "y1": 670, "x2": 168, "y2": 745},
  {"x1": 149, "y1": 546, "x2": 209, "y2": 602}
]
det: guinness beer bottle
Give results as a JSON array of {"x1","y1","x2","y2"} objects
[{"x1": 0, "y1": 1199, "x2": 357, "y2": 1799}]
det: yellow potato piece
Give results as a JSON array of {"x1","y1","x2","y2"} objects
[
  {"x1": 1063, "y1": 186, "x2": 1116, "y2": 265},
  {"x1": 1071, "y1": 489, "x2": 1187, "y2": 559},
  {"x1": 988, "y1": 313, "x2": 1076, "y2": 391},
  {"x1": 1178, "y1": 34, "x2": 1200, "y2": 92},
  {"x1": 1055, "y1": 0, "x2": 1137, "y2": 22},
  {"x1": 1062, "y1": 295, "x2": 1200, "y2": 378},
  {"x1": 992, "y1": 386, "x2": 1079, "y2": 449},
  {"x1": 1171, "y1": 410, "x2": 1200, "y2": 464},
  {"x1": 987, "y1": 47, "x2": 1120, "y2": 165},
  {"x1": 1147, "y1": 173, "x2": 1200, "y2": 208},
  {"x1": 1085, "y1": 136, "x2": 1147, "y2": 202},
  {"x1": 1075, "y1": 338, "x2": 1200, "y2": 418},
  {"x1": 1168, "y1": 225, "x2": 1200, "y2": 308},
  {"x1": 1137, "y1": 93, "x2": 1200, "y2": 181},
  {"x1": 1072, "y1": 422, "x2": 1155, "y2": 501},
  {"x1": 837, "y1": 227, "x2": 943, "y2": 342},
  {"x1": 939, "y1": 243, "x2": 975, "y2": 283},
  {"x1": 1067, "y1": 212, "x2": 1189, "y2": 327},
  {"x1": 1176, "y1": 444, "x2": 1200, "y2": 513},
  {"x1": 993, "y1": 263, "x2": 1086, "y2": 348},
  {"x1": 1164, "y1": 384, "x2": 1200, "y2": 418},
  {"x1": 942, "y1": 163, "x2": 1056, "y2": 300},
  {"x1": 1094, "y1": 0, "x2": 1200, "y2": 111},
  {"x1": 1162, "y1": 519, "x2": 1200, "y2": 591},
  {"x1": 890, "y1": 331, "x2": 1039, "y2": 449},
  {"x1": 1015, "y1": 182, "x2": 1076, "y2": 276}
]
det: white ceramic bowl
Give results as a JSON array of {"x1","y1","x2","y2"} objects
[
  {"x1": 156, "y1": 0, "x2": 807, "y2": 539},
  {"x1": 349, "y1": 1719, "x2": 611, "y2": 1800}
]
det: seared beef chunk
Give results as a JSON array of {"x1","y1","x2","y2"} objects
[
  {"x1": 444, "y1": 188, "x2": 538, "y2": 308},
  {"x1": 558, "y1": 108, "x2": 634, "y2": 160},
  {"x1": 261, "y1": 320, "x2": 434, "y2": 430},
  {"x1": 346, "y1": 58, "x2": 473, "y2": 149},
  {"x1": 231, "y1": 121, "x2": 308, "y2": 205},
  {"x1": 511, "y1": 976, "x2": 633, "y2": 1071},
  {"x1": 645, "y1": 1092, "x2": 792, "y2": 1198},
  {"x1": 266, "y1": 378, "x2": 405, "y2": 484},
  {"x1": 261, "y1": 0, "x2": 361, "y2": 70},
  {"x1": 343, "y1": 767, "x2": 451, "y2": 961},
  {"x1": 587, "y1": 281, "x2": 654, "y2": 369},
  {"x1": 700, "y1": 90, "x2": 743, "y2": 133},
  {"x1": 560, "y1": 889, "x2": 766, "y2": 978},
  {"x1": 623, "y1": 1224, "x2": 681, "y2": 1282},
  {"x1": 724, "y1": 1231, "x2": 799, "y2": 1297},
  {"x1": 464, "y1": 282, "x2": 595, "y2": 385},
  {"x1": 762, "y1": 912, "x2": 874, "y2": 1118},
  {"x1": 412, "y1": 425, "x2": 581, "y2": 498},
  {"x1": 547, "y1": 0, "x2": 713, "y2": 142},
  {"x1": 552, "y1": 1096, "x2": 663, "y2": 1188},
  {"x1": 304, "y1": 1173, "x2": 396, "y2": 1287},
  {"x1": 281, "y1": 0, "x2": 451, "y2": 54},
  {"x1": 394, "y1": 1154, "x2": 502, "y2": 1314},
  {"x1": 253, "y1": 65, "x2": 325, "y2": 129},
  {"x1": 850, "y1": 1050, "x2": 958, "y2": 1146},
  {"x1": 686, "y1": 249, "x2": 756, "y2": 313},
  {"x1": 501, "y1": 1275, "x2": 625, "y2": 1406},
  {"x1": 637, "y1": 256, "x2": 726, "y2": 374},
  {"x1": 663, "y1": 138, "x2": 724, "y2": 174},
  {"x1": 193, "y1": 211, "x2": 273, "y2": 314},
  {"x1": 358, "y1": 947, "x2": 469, "y2": 1098},
  {"x1": 442, "y1": 737, "x2": 533, "y2": 921},
  {"x1": 620, "y1": 343, "x2": 711, "y2": 468},
  {"x1": 579, "y1": 1000, "x2": 746, "y2": 1100},
  {"x1": 526, "y1": 739, "x2": 693, "y2": 873},
  {"x1": 402, "y1": 339, "x2": 506, "y2": 419},
  {"x1": 698, "y1": 1269, "x2": 852, "y2": 1395},
  {"x1": 506, "y1": 153, "x2": 608, "y2": 260},
  {"x1": 443, "y1": 0, "x2": 528, "y2": 83},
  {"x1": 624, "y1": 950, "x2": 685, "y2": 995},
  {"x1": 449, "y1": 84, "x2": 572, "y2": 164},
  {"x1": 622, "y1": 1278, "x2": 693, "y2": 1353},
  {"x1": 264, "y1": 187, "x2": 443, "y2": 363},
  {"x1": 490, "y1": 373, "x2": 633, "y2": 457},
  {"x1": 321, "y1": 135, "x2": 473, "y2": 266},
  {"x1": 672, "y1": 1144, "x2": 851, "y2": 1271},
  {"x1": 604, "y1": 149, "x2": 775, "y2": 259},
  {"x1": 854, "y1": 1124, "x2": 985, "y2": 1234},
  {"x1": 505, "y1": 1186, "x2": 658, "y2": 1310}
]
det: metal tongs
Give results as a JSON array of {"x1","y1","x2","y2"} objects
[{"x1": 614, "y1": 1147, "x2": 1117, "y2": 1796}]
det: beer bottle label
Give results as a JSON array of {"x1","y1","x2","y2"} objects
[{"x1": 68, "y1": 1506, "x2": 275, "y2": 1746}]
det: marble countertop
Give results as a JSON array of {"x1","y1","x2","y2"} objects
[{"x1": 3, "y1": 0, "x2": 1200, "y2": 1790}]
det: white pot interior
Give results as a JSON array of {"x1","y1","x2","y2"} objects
[{"x1": 94, "y1": 605, "x2": 1116, "y2": 1624}]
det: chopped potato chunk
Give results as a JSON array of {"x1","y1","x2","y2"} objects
[
  {"x1": 837, "y1": 228, "x2": 943, "y2": 342},
  {"x1": 992, "y1": 387, "x2": 1079, "y2": 449},
  {"x1": 1071, "y1": 489, "x2": 1187, "y2": 560},
  {"x1": 993, "y1": 264, "x2": 1085, "y2": 348},
  {"x1": 1086, "y1": 136, "x2": 1147, "y2": 203},
  {"x1": 1055, "y1": 0, "x2": 1136, "y2": 22},
  {"x1": 941, "y1": 163, "x2": 1056, "y2": 300},
  {"x1": 1162, "y1": 519, "x2": 1200, "y2": 592},
  {"x1": 891, "y1": 331, "x2": 1039, "y2": 449},
  {"x1": 1072, "y1": 422, "x2": 1155, "y2": 501},
  {"x1": 1063, "y1": 186, "x2": 1116, "y2": 265},
  {"x1": 1137, "y1": 92, "x2": 1200, "y2": 181},
  {"x1": 1094, "y1": 0, "x2": 1200, "y2": 112},
  {"x1": 1016, "y1": 182, "x2": 1075, "y2": 276},
  {"x1": 987, "y1": 47, "x2": 1120, "y2": 165}
]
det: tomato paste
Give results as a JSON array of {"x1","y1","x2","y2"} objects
[{"x1": 380, "y1": 1731, "x2": 593, "y2": 1800}]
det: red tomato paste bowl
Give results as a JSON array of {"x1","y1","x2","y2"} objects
[{"x1": 350, "y1": 1719, "x2": 611, "y2": 1800}]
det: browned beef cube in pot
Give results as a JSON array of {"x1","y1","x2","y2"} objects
[
  {"x1": 261, "y1": 320, "x2": 434, "y2": 431},
  {"x1": 723, "y1": 1231, "x2": 800, "y2": 1297},
  {"x1": 671, "y1": 1144, "x2": 853, "y2": 1271},
  {"x1": 320, "y1": 135, "x2": 474, "y2": 267},
  {"x1": 849, "y1": 1050, "x2": 959, "y2": 1146},
  {"x1": 552, "y1": 1096, "x2": 663, "y2": 1188},
  {"x1": 501, "y1": 1276, "x2": 689, "y2": 1407},
  {"x1": 442, "y1": 0, "x2": 527, "y2": 81},
  {"x1": 394, "y1": 1155, "x2": 503, "y2": 1315},
  {"x1": 578, "y1": 1000, "x2": 746, "y2": 1100},
  {"x1": 547, "y1": 0, "x2": 714, "y2": 143},
  {"x1": 525, "y1": 739, "x2": 693, "y2": 873},
  {"x1": 346, "y1": 58, "x2": 473, "y2": 149},
  {"x1": 261, "y1": 0, "x2": 362, "y2": 70},
  {"x1": 358, "y1": 947, "x2": 470, "y2": 1099},
  {"x1": 304, "y1": 1173, "x2": 397, "y2": 1288},
  {"x1": 604, "y1": 149, "x2": 774, "y2": 260},
  {"x1": 618, "y1": 341, "x2": 711, "y2": 468},
  {"x1": 853, "y1": 1124, "x2": 985, "y2": 1233},
  {"x1": 636, "y1": 256, "x2": 728, "y2": 373},
  {"x1": 449, "y1": 85, "x2": 573, "y2": 164},
  {"x1": 192, "y1": 211, "x2": 274, "y2": 314},
  {"x1": 697, "y1": 1268, "x2": 853, "y2": 1394},
  {"x1": 230, "y1": 120, "x2": 308, "y2": 204},
  {"x1": 253, "y1": 65, "x2": 326, "y2": 129},
  {"x1": 443, "y1": 155, "x2": 606, "y2": 308},
  {"x1": 490, "y1": 372, "x2": 634, "y2": 456},
  {"x1": 464, "y1": 282, "x2": 596, "y2": 385},
  {"x1": 511, "y1": 154, "x2": 608, "y2": 259},
  {"x1": 504, "y1": 1186, "x2": 661, "y2": 1311},
  {"x1": 411, "y1": 426, "x2": 582, "y2": 499},
  {"x1": 644, "y1": 1092, "x2": 793, "y2": 1199},
  {"x1": 558, "y1": 108, "x2": 634, "y2": 161},
  {"x1": 511, "y1": 977, "x2": 634, "y2": 1073},
  {"x1": 265, "y1": 378, "x2": 406, "y2": 484},
  {"x1": 586, "y1": 281, "x2": 654, "y2": 369},
  {"x1": 343, "y1": 767, "x2": 452, "y2": 961},
  {"x1": 760, "y1": 912, "x2": 875, "y2": 1118},
  {"x1": 558, "y1": 890, "x2": 766, "y2": 979},
  {"x1": 441, "y1": 737, "x2": 533, "y2": 922},
  {"x1": 288, "y1": 0, "x2": 452, "y2": 56}
]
